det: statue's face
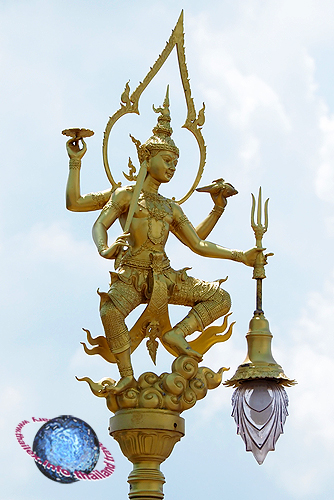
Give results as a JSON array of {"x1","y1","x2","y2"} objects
[{"x1": 147, "y1": 150, "x2": 178, "y2": 183}]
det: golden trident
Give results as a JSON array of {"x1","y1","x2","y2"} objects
[{"x1": 251, "y1": 187, "x2": 273, "y2": 315}]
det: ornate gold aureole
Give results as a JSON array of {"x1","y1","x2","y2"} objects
[{"x1": 102, "y1": 10, "x2": 206, "y2": 205}]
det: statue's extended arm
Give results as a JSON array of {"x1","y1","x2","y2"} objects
[
  {"x1": 172, "y1": 204, "x2": 261, "y2": 267},
  {"x1": 66, "y1": 138, "x2": 113, "y2": 212}
]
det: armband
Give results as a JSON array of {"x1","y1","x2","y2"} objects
[
  {"x1": 171, "y1": 214, "x2": 190, "y2": 232},
  {"x1": 90, "y1": 191, "x2": 106, "y2": 210},
  {"x1": 97, "y1": 239, "x2": 108, "y2": 254},
  {"x1": 69, "y1": 158, "x2": 81, "y2": 170},
  {"x1": 102, "y1": 199, "x2": 122, "y2": 216}
]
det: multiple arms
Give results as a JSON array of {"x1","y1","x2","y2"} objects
[{"x1": 65, "y1": 139, "x2": 263, "y2": 267}]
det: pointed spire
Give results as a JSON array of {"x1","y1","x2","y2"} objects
[
  {"x1": 130, "y1": 86, "x2": 179, "y2": 163},
  {"x1": 164, "y1": 84, "x2": 170, "y2": 108}
]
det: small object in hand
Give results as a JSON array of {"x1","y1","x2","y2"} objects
[
  {"x1": 62, "y1": 128, "x2": 94, "y2": 139},
  {"x1": 196, "y1": 178, "x2": 238, "y2": 198}
]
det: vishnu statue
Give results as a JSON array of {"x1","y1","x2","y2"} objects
[{"x1": 65, "y1": 90, "x2": 262, "y2": 394}]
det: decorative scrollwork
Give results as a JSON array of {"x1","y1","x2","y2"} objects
[
  {"x1": 123, "y1": 157, "x2": 137, "y2": 182},
  {"x1": 77, "y1": 355, "x2": 229, "y2": 414},
  {"x1": 80, "y1": 311, "x2": 235, "y2": 363}
]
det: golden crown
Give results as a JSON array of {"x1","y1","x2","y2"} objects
[{"x1": 130, "y1": 86, "x2": 179, "y2": 164}]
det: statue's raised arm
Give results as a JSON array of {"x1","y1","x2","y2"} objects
[
  {"x1": 195, "y1": 178, "x2": 238, "y2": 240},
  {"x1": 64, "y1": 128, "x2": 113, "y2": 212}
]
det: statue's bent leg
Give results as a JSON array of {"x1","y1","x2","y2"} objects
[
  {"x1": 100, "y1": 300, "x2": 131, "y2": 356},
  {"x1": 191, "y1": 287, "x2": 231, "y2": 331},
  {"x1": 99, "y1": 281, "x2": 142, "y2": 394},
  {"x1": 163, "y1": 277, "x2": 231, "y2": 360}
]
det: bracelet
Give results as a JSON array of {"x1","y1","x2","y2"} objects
[
  {"x1": 231, "y1": 250, "x2": 244, "y2": 262},
  {"x1": 69, "y1": 158, "x2": 81, "y2": 170},
  {"x1": 97, "y1": 240, "x2": 108, "y2": 254},
  {"x1": 210, "y1": 205, "x2": 225, "y2": 217}
]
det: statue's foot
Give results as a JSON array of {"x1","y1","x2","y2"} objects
[
  {"x1": 163, "y1": 330, "x2": 203, "y2": 362},
  {"x1": 102, "y1": 375, "x2": 137, "y2": 395}
]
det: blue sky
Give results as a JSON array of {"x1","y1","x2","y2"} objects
[{"x1": 1, "y1": 1, "x2": 334, "y2": 499}]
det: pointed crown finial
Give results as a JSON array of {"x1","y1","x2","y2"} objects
[{"x1": 130, "y1": 86, "x2": 179, "y2": 164}]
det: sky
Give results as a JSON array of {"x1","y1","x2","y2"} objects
[{"x1": 1, "y1": 0, "x2": 334, "y2": 499}]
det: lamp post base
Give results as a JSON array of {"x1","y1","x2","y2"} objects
[{"x1": 109, "y1": 409, "x2": 185, "y2": 499}]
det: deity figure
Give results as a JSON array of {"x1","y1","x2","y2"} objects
[{"x1": 65, "y1": 91, "x2": 261, "y2": 394}]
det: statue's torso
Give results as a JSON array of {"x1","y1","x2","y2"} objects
[{"x1": 119, "y1": 191, "x2": 174, "y2": 262}]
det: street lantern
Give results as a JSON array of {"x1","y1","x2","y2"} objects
[{"x1": 225, "y1": 188, "x2": 296, "y2": 463}]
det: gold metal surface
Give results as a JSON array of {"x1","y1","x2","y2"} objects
[
  {"x1": 68, "y1": 75, "x2": 261, "y2": 393},
  {"x1": 80, "y1": 311, "x2": 234, "y2": 364},
  {"x1": 224, "y1": 314, "x2": 295, "y2": 387},
  {"x1": 62, "y1": 128, "x2": 94, "y2": 139},
  {"x1": 225, "y1": 188, "x2": 295, "y2": 388},
  {"x1": 77, "y1": 354, "x2": 228, "y2": 414},
  {"x1": 110, "y1": 409, "x2": 184, "y2": 500},
  {"x1": 109, "y1": 409, "x2": 185, "y2": 434}
]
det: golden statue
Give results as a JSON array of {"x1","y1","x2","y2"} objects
[
  {"x1": 65, "y1": 86, "x2": 262, "y2": 395},
  {"x1": 63, "y1": 13, "x2": 294, "y2": 497}
]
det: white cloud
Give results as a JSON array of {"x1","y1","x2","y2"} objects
[
  {"x1": 195, "y1": 38, "x2": 291, "y2": 133},
  {"x1": 11, "y1": 221, "x2": 96, "y2": 269},
  {"x1": 290, "y1": 273, "x2": 334, "y2": 444},
  {"x1": 269, "y1": 271, "x2": 334, "y2": 496}
]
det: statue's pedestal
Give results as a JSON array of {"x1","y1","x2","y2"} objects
[{"x1": 109, "y1": 409, "x2": 185, "y2": 500}]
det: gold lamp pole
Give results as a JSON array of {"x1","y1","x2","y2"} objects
[{"x1": 252, "y1": 187, "x2": 269, "y2": 315}]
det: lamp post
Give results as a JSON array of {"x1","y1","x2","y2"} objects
[{"x1": 225, "y1": 188, "x2": 296, "y2": 464}]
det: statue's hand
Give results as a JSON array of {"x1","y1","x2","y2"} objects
[
  {"x1": 242, "y1": 247, "x2": 266, "y2": 267},
  {"x1": 210, "y1": 190, "x2": 227, "y2": 209},
  {"x1": 99, "y1": 233, "x2": 130, "y2": 259},
  {"x1": 66, "y1": 137, "x2": 87, "y2": 160},
  {"x1": 197, "y1": 178, "x2": 238, "y2": 209}
]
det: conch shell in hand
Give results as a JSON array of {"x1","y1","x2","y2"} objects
[{"x1": 196, "y1": 178, "x2": 238, "y2": 198}]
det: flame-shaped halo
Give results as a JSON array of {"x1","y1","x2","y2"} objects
[{"x1": 102, "y1": 10, "x2": 206, "y2": 205}]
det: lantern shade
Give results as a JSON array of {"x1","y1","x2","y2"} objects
[{"x1": 231, "y1": 380, "x2": 289, "y2": 464}]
